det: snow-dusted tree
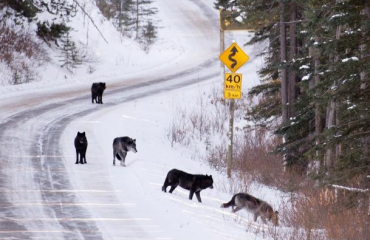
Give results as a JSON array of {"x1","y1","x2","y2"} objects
[
  {"x1": 107, "y1": 0, "x2": 135, "y2": 37},
  {"x1": 59, "y1": 31, "x2": 82, "y2": 72},
  {"x1": 139, "y1": 20, "x2": 157, "y2": 52},
  {"x1": 133, "y1": 0, "x2": 158, "y2": 39}
]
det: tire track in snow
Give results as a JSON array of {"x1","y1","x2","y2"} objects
[{"x1": 0, "y1": 62, "x2": 218, "y2": 239}]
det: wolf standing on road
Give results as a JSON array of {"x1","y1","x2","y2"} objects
[
  {"x1": 221, "y1": 192, "x2": 278, "y2": 226},
  {"x1": 112, "y1": 136, "x2": 137, "y2": 166},
  {"x1": 91, "y1": 82, "x2": 106, "y2": 104},
  {"x1": 74, "y1": 132, "x2": 88, "y2": 164},
  {"x1": 162, "y1": 169, "x2": 214, "y2": 203}
]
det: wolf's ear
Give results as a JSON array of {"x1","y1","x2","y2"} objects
[
  {"x1": 77, "y1": 131, "x2": 81, "y2": 134},
  {"x1": 82, "y1": 132, "x2": 85, "y2": 136},
  {"x1": 133, "y1": 139, "x2": 136, "y2": 143}
]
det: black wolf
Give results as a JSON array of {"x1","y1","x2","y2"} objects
[
  {"x1": 113, "y1": 137, "x2": 137, "y2": 166},
  {"x1": 91, "y1": 82, "x2": 106, "y2": 104},
  {"x1": 221, "y1": 193, "x2": 278, "y2": 226},
  {"x1": 162, "y1": 169, "x2": 214, "y2": 203},
  {"x1": 74, "y1": 132, "x2": 88, "y2": 164}
]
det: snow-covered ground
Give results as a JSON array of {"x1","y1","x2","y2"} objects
[
  {"x1": 61, "y1": 79, "x2": 284, "y2": 240},
  {"x1": 0, "y1": 0, "x2": 285, "y2": 239}
]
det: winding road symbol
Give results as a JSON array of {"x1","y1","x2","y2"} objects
[
  {"x1": 219, "y1": 42, "x2": 249, "y2": 72},
  {"x1": 228, "y1": 46, "x2": 238, "y2": 69}
]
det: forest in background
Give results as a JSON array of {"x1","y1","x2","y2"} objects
[
  {"x1": 210, "y1": 0, "x2": 370, "y2": 238},
  {"x1": 0, "y1": 0, "x2": 158, "y2": 84},
  {"x1": 215, "y1": 0, "x2": 369, "y2": 197}
]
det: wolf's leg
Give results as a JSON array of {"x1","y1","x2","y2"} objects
[
  {"x1": 120, "y1": 152, "x2": 127, "y2": 166},
  {"x1": 169, "y1": 185, "x2": 177, "y2": 193},
  {"x1": 80, "y1": 153, "x2": 84, "y2": 164},
  {"x1": 195, "y1": 191, "x2": 202, "y2": 203},
  {"x1": 254, "y1": 212, "x2": 260, "y2": 222},
  {"x1": 260, "y1": 216, "x2": 267, "y2": 224},
  {"x1": 83, "y1": 152, "x2": 87, "y2": 164},
  {"x1": 232, "y1": 206, "x2": 243, "y2": 213},
  {"x1": 113, "y1": 150, "x2": 117, "y2": 165},
  {"x1": 75, "y1": 150, "x2": 79, "y2": 164},
  {"x1": 189, "y1": 190, "x2": 195, "y2": 200}
]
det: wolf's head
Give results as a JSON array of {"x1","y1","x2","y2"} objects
[
  {"x1": 127, "y1": 138, "x2": 137, "y2": 153},
  {"x1": 204, "y1": 174, "x2": 214, "y2": 189},
  {"x1": 100, "y1": 82, "x2": 106, "y2": 90},
  {"x1": 76, "y1": 132, "x2": 87, "y2": 143},
  {"x1": 268, "y1": 209, "x2": 279, "y2": 226}
]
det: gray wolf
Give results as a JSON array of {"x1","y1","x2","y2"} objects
[
  {"x1": 74, "y1": 132, "x2": 88, "y2": 164},
  {"x1": 221, "y1": 192, "x2": 278, "y2": 226},
  {"x1": 162, "y1": 169, "x2": 214, "y2": 203},
  {"x1": 113, "y1": 137, "x2": 137, "y2": 166},
  {"x1": 91, "y1": 82, "x2": 106, "y2": 104}
]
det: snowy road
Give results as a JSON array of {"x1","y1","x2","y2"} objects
[
  {"x1": 0, "y1": 1, "x2": 225, "y2": 239},
  {"x1": 0, "y1": 69, "x2": 216, "y2": 240}
]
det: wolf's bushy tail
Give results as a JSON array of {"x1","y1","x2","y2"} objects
[{"x1": 220, "y1": 196, "x2": 235, "y2": 208}]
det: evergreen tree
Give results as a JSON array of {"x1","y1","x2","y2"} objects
[
  {"x1": 228, "y1": 0, "x2": 370, "y2": 189},
  {"x1": 59, "y1": 31, "x2": 82, "y2": 72},
  {"x1": 2, "y1": 0, "x2": 39, "y2": 19},
  {"x1": 133, "y1": 0, "x2": 158, "y2": 39},
  {"x1": 139, "y1": 20, "x2": 157, "y2": 52}
]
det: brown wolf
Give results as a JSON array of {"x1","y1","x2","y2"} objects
[{"x1": 221, "y1": 193, "x2": 278, "y2": 226}]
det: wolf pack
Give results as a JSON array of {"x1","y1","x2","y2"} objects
[{"x1": 74, "y1": 82, "x2": 278, "y2": 231}]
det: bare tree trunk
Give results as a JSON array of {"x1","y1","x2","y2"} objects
[
  {"x1": 308, "y1": 35, "x2": 323, "y2": 170},
  {"x1": 314, "y1": 36, "x2": 323, "y2": 167},
  {"x1": 135, "y1": 0, "x2": 139, "y2": 39},
  {"x1": 289, "y1": 2, "x2": 297, "y2": 118},
  {"x1": 279, "y1": 1, "x2": 288, "y2": 124},
  {"x1": 325, "y1": 22, "x2": 342, "y2": 168},
  {"x1": 325, "y1": 100, "x2": 336, "y2": 168}
]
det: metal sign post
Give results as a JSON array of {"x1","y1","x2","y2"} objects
[{"x1": 219, "y1": 14, "x2": 250, "y2": 178}]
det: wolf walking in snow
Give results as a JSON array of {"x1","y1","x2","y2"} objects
[
  {"x1": 221, "y1": 192, "x2": 278, "y2": 226},
  {"x1": 162, "y1": 169, "x2": 213, "y2": 203},
  {"x1": 112, "y1": 136, "x2": 137, "y2": 166}
]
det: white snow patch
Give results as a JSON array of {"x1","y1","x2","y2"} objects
[
  {"x1": 342, "y1": 57, "x2": 359, "y2": 62},
  {"x1": 299, "y1": 65, "x2": 310, "y2": 70},
  {"x1": 302, "y1": 74, "x2": 311, "y2": 81}
]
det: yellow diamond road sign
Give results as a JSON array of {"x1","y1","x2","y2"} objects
[{"x1": 220, "y1": 42, "x2": 249, "y2": 72}]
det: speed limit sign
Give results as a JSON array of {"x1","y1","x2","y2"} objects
[{"x1": 224, "y1": 73, "x2": 242, "y2": 99}]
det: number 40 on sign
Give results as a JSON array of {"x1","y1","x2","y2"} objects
[{"x1": 224, "y1": 73, "x2": 242, "y2": 99}]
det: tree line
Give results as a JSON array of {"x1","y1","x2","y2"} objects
[
  {"x1": 215, "y1": 0, "x2": 370, "y2": 194},
  {"x1": 0, "y1": 0, "x2": 159, "y2": 82},
  {"x1": 96, "y1": 0, "x2": 158, "y2": 52}
]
